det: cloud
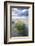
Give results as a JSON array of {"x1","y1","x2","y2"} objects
[
  {"x1": 12, "y1": 8, "x2": 28, "y2": 20},
  {"x1": 12, "y1": 8, "x2": 28, "y2": 17}
]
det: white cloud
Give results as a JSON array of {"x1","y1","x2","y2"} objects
[{"x1": 12, "y1": 8, "x2": 28, "y2": 20}]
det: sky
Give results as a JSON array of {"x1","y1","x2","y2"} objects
[{"x1": 11, "y1": 8, "x2": 29, "y2": 19}]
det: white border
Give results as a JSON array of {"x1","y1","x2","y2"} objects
[{"x1": 7, "y1": 3, "x2": 32, "y2": 42}]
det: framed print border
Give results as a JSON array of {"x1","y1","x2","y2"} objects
[{"x1": 4, "y1": 1, "x2": 34, "y2": 44}]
